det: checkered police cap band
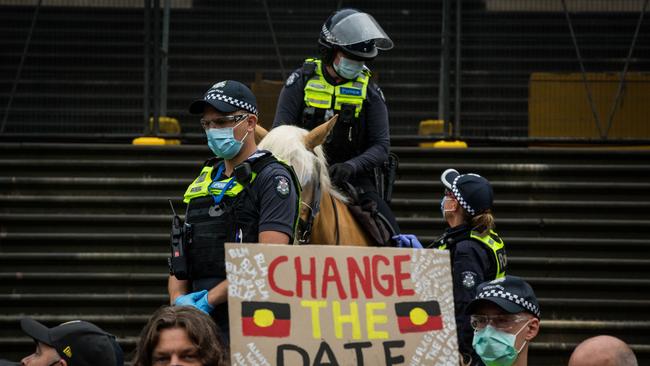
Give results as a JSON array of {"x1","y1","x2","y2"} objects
[
  {"x1": 477, "y1": 289, "x2": 541, "y2": 318},
  {"x1": 205, "y1": 92, "x2": 258, "y2": 115},
  {"x1": 322, "y1": 24, "x2": 338, "y2": 44},
  {"x1": 451, "y1": 175, "x2": 475, "y2": 216}
]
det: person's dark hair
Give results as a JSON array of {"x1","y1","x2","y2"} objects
[{"x1": 132, "y1": 306, "x2": 228, "y2": 366}]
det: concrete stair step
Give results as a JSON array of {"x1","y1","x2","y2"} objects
[
  {"x1": 0, "y1": 232, "x2": 166, "y2": 253},
  {"x1": 2, "y1": 195, "x2": 647, "y2": 220},
  {"x1": 4, "y1": 144, "x2": 650, "y2": 164},
  {"x1": 2, "y1": 158, "x2": 648, "y2": 181},
  {"x1": 2, "y1": 213, "x2": 648, "y2": 238},
  {"x1": 0, "y1": 252, "x2": 645, "y2": 278},
  {"x1": 399, "y1": 217, "x2": 650, "y2": 239},
  {"x1": 3, "y1": 176, "x2": 649, "y2": 201},
  {"x1": 0, "y1": 253, "x2": 166, "y2": 273},
  {"x1": 0, "y1": 272, "x2": 166, "y2": 294},
  {"x1": 2, "y1": 233, "x2": 648, "y2": 259},
  {"x1": 394, "y1": 180, "x2": 650, "y2": 200}
]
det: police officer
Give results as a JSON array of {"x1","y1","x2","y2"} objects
[
  {"x1": 394, "y1": 168, "x2": 507, "y2": 365},
  {"x1": 167, "y1": 80, "x2": 300, "y2": 344},
  {"x1": 466, "y1": 276, "x2": 540, "y2": 366},
  {"x1": 273, "y1": 8, "x2": 400, "y2": 235}
]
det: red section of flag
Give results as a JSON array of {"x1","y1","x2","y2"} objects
[
  {"x1": 395, "y1": 301, "x2": 443, "y2": 333},
  {"x1": 397, "y1": 314, "x2": 443, "y2": 333},
  {"x1": 242, "y1": 317, "x2": 291, "y2": 338}
]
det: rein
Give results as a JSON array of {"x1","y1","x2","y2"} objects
[{"x1": 330, "y1": 193, "x2": 340, "y2": 245}]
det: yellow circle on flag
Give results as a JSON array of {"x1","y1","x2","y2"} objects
[
  {"x1": 409, "y1": 307, "x2": 428, "y2": 326},
  {"x1": 253, "y1": 309, "x2": 275, "y2": 328}
]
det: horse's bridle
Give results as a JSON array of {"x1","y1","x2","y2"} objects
[{"x1": 297, "y1": 162, "x2": 322, "y2": 244}]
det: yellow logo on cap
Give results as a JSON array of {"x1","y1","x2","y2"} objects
[{"x1": 63, "y1": 346, "x2": 72, "y2": 358}]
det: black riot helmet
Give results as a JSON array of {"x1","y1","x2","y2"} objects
[{"x1": 318, "y1": 8, "x2": 393, "y2": 63}]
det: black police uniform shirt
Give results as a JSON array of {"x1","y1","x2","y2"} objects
[
  {"x1": 195, "y1": 151, "x2": 298, "y2": 341},
  {"x1": 272, "y1": 62, "x2": 390, "y2": 189},
  {"x1": 233, "y1": 157, "x2": 297, "y2": 238},
  {"x1": 437, "y1": 224, "x2": 497, "y2": 364}
]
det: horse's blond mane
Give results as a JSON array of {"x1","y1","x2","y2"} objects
[{"x1": 258, "y1": 125, "x2": 347, "y2": 203}]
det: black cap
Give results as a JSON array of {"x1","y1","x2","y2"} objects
[
  {"x1": 20, "y1": 318, "x2": 123, "y2": 366},
  {"x1": 189, "y1": 80, "x2": 258, "y2": 115},
  {"x1": 466, "y1": 275, "x2": 541, "y2": 319},
  {"x1": 441, "y1": 168, "x2": 493, "y2": 216}
]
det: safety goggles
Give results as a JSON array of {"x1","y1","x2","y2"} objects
[
  {"x1": 470, "y1": 314, "x2": 530, "y2": 331},
  {"x1": 200, "y1": 113, "x2": 248, "y2": 129}
]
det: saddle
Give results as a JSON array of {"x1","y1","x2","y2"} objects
[{"x1": 341, "y1": 183, "x2": 396, "y2": 246}]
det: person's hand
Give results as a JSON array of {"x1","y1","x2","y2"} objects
[
  {"x1": 392, "y1": 234, "x2": 423, "y2": 249},
  {"x1": 195, "y1": 290, "x2": 215, "y2": 314},
  {"x1": 328, "y1": 163, "x2": 354, "y2": 186},
  {"x1": 174, "y1": 290, "x2": 207, "y2": 307}
]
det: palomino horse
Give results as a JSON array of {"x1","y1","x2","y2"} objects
[{"x1": 256, "y1": 116, "x2": 375, "y2": 246}]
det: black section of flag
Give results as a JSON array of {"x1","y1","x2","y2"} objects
[
  {"x1": 241, "y1": 301, "x2": 290, "y2": 319},
  {"x1": 395, "y1": 300, "x2": 441, "y2": 317}
]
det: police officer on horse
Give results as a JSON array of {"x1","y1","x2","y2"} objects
[{"x1": 273, "y1": 8, "x2": 399, "y2": 237}]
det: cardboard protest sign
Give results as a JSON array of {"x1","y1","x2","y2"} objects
[{"x1": 226, "y1": 243, "x2": 458, "y2": 366}]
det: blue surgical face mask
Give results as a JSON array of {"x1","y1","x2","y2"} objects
[
  {"x1": 472, "y1": 321, "x2": 530, "y2": 366},
  {"x1": 333, "y1": 56, "x2": 364, "y2": 79},
  {"x1": 205, "y1": 119, "x2": 249, "y2": 159}
]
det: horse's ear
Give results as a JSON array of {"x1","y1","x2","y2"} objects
[
  {"x1": 304, "y1": 114, "x2": 338, "y2": 151},
  {"x1": 254, "y1": 125, "x2": 268, "y2": 144}
]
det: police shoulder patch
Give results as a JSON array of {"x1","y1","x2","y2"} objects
[
  {"x1": 461, "y1": 271, "x2": 478, "y2": 289},
  {"x1": 286, "y1": 72, "x2": 299, "y2": 87},
  {"x1": 274, "y1": 175, "x2": 291, "y2": 198}
]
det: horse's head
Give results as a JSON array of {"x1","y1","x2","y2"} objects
[{"x1": 257, "y1": 116, "x2": 347, "y2": 241}]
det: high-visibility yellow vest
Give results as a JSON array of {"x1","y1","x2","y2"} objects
[
  {"x1": 303, "y1": 58, "x2": 370, "y2": 118},
  {"x1": 438, "y1": 229, "x2": 507, "y2": 279}
]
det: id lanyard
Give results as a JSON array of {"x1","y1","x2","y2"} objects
[
  {"x1": 210, "y1": 164, "x2": 244, "y2": 243},
  {"x1": 210, "y1": 164, "x2": 237, "y2": 205}
]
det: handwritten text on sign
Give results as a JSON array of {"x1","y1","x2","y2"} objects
[{"x1": 226, "y1": 244, "x2": 458, "y2": 366}]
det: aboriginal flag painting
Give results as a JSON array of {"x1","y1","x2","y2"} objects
[
  {"x1": 241, "y1": 301, "x2": 291, "y2": 338},
  {"x1": 394, "y1": 300, "x2": 443, "y2": 333}
]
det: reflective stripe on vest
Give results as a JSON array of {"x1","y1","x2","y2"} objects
[
  {"x1": 303, "y1": 58, "x2": 370, "y2": 118},
  {"x1": 182, "y1": 154, "x2": 302, "y2": 239},
  {"x1": 183, "y1": 164, "x2": 258, "y2": 203},
  {"x1": 470, "y1": 230, "x2": 507, "y2": 279}
]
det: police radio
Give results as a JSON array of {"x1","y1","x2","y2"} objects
[{"x1": 168, "y1": 199, "x2": 190, "y2": 280}]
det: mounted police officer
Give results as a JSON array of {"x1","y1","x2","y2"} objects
[
  {"x1": 167, "y1": 80, "x2": 300, "y2": 344},
  {"x1": 394, "y1": 168, "x2": 507, "y2": 365},
  {"x1": 273, "y1": 8, "x2": 400, "y2": 236}
]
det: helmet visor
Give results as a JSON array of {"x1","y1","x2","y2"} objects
[{"x1": 325, "y1": 12, "x2": 393, "y2": 50}]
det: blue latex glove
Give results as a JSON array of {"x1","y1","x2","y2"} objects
[
  {"x1": 195, "y1": 290, "x2": 215, "y2": 314},
  {"x1": 174, "y1": 290, "x2": 207, "y2": 307},
  {"x1": 393, "y1": 234, "x2": 424, "y2": 249}
]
